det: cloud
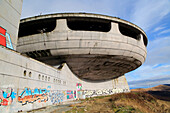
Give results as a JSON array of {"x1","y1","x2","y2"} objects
[
  {"x1": 130, "y1": 0, "x2": 170, "y2": 31},
  {"x1": 128, "y1": 75, "x2": 170, "y2": 88},
  {"x1": 21, "y1": 0, "x2": 170, "y2": 88},
  {"x1": 158, "y1": 29, "x2": 170, "y2": 35},
  {"x1": 126, "y1": 64, "x2": 170, "y2": 82},
  {"x1": 126, "y1": 35, "x2": 170, "y2": 81},
  {"x1": 153, "y1": 26, "x2": 166, "y2": 32},
  {"x1": 146, "y1": 36, "x2": 170, "y2": 65},
  {"x1": 21, "y1": 0, "x2": 170, "y2": 32}
]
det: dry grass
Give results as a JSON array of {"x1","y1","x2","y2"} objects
[
  {"x1": 66, "y1": 92, "x2": 170, "y2": 113},
  {"x1": 111, "y1": 92, "x2": 170, "y2": 113},
  {"x1": 131, "y1": 84, "x2": 170, "y2": 101}
]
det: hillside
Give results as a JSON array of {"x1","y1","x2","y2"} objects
[
  {"x1": 131, "y1": 84, "x2": 170, "y2": 92},
  {"x1": 131, "y1": 84, "x2": 170, "y2": 101},
  {"x1": 65, "y1": 92, "x2": 170, "y2": 113}
]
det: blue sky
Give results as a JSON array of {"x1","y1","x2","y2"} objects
[{"x1": 21, "y1": 0, "x2": 170, "y2": 88}]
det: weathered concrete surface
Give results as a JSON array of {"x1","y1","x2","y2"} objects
[
  {"x1": 17, "y1": 14, "x2": 147, "y2": 80},
  {"x1": 0, "y1": 47, "x2": 129, "y2": 113},
  {"x1": 0, "y1": 0, "x2": 23, "y2": 49}
]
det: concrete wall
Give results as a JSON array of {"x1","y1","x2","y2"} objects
[
  {"x1": 0, "y1": 47, "x2": 129, "y2": 112},
  {"x1": 0, "y1": 0, "x2": 23, "y2": 50}
]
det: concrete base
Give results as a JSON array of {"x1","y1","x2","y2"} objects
[{"x1": 0, "y1": 47, "x2": 129, "y2": 112}]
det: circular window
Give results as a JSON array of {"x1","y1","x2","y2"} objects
[
  {"x1": 42, "y1": 75, "x2": 44, "y2": 80},
  {"x1": 24, "y1": 70, "x2": 26, "y2": 76},
  {"x1": 38, "y1": 74, "x2": 41, "y2": 79},
  {"x1": 63, "y1": 81, "x2": 66, "y2": 85},
  {"x1": 58, "y1": 80, "x2": 61, "y2": 84},
  {"x1": 29, "y1": 72, "x2": 32, "y2": 77}
]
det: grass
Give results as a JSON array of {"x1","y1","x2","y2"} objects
[{"x1": 66, "y1": 92, "x2": 170, "y2": 113}]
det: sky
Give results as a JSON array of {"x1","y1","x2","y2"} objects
[{"x1": 21, "y1": 0, "x2": 170, "y2": 89}]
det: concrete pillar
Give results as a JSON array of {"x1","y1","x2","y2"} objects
[
  {"x1": 54, "y1": 19, "x2": 70, "y2": 31},
  {"x1": 109, "y1": 22, "x2": 121, "y2": 34}
]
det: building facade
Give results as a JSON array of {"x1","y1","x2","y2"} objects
[{"x1": 0, "y1": 1, "x2": 147, "y2": 112}]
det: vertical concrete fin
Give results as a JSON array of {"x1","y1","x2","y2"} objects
[
  {"x1": 139, "y1": 34, "x2": 147, "y2": 62},
  {"x1": 137, "y1": 34, "x2": 146, "y2": 49},
  {"x1": 139, "y1": 34, "x2": 144, "y2": 45},
  {"x1": 54, "y1": 19, "x2": 70, "y2": 31},
  {"x1": 109, "y1": 22, "x2": 121, "y2": 34}
]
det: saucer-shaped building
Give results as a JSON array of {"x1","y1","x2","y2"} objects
[{"x1": 17, "y1": 13, "x2": 147, "y2": 81}]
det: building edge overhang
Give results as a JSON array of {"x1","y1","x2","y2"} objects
[{"x1": 20, "y1": 12, "x2": 148, "y2": 43}]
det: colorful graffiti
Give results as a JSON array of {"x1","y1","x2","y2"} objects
[
  {"x1": 84, "y1": 88, "x2": 129, "y2": 98},
  {"x1": 18, "y1": 88, "x2": 48, "y2": 105},
  {"x1": 0, "y1": 26, "x2": 13, "y2": 49},
  {"x1": 49, "y1": 91, "x2": 65, "y2": 104},
  {"x1": 74, "y1": 91, "x2": 76, "y2": 98},
  {"x1": 67, "y1": 90, "x2": 74, "y2": 99},
  {"x1": 76, "y1": 83, "x2": 82, "y2": 91},
  {"x1": 0, "y1": 88, "x2": 16, "y2": 106}
]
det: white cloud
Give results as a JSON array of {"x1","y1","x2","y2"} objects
[
  {"x1": 128, "y1": 75, "x2": 170, "y2": 88},
  {"x1": 21, "y1": 0, "x2": 170, "y2": 31},
  {"x1": 158, "y1": 29, "x2": 170, "y2": 35},
  {"x1": 126, "y1": 64, "x2": 170, "y2": 81},
  {"x1": 20, "y1": 0, "x2": 170, "y2": 88},
  {"x1": 153, "y1": 26, "x2": 166, "y2": 32},
  {"x1": 130, "y1": 0, "x2": 170, "y2": 31},
  {"x1": 146, "y1": 36, "x2": 170, "y2": 65},
  {"x1": 126, "y1": 36, "x2": 170, "y2": 82}
]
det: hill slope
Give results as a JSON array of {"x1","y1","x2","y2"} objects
[
  {"x1": 131, "y1": 84, "x2": 170, "y2": 92},
  {"x1": 66, "y1": 92, "x2": 170, "y2": 113},
  {"x1": 131, "y1": 84, "x2": 170, "y2": 101}
]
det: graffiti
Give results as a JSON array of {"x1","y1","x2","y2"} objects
[
  {"x1": 0, "y1": 88, "x2": 16, "y2": 106},
  {"x1": 74, "y1": 91, "x2": 76, "y2": 98},
  {"x1": 76, "y1": 83, "x2": 82, "y2": 99},
  {"x1": 49, "y1": 91, "x2": 65, "y2": 104},
  {"x1": 0, "y1": 26, "x2": 13, "y2": 49},
  {"x1": 84, "y1": 90, "x2": 94, "y2": 97},
  {"x1": 47, "y1": 86, "x2": 51, "y2": 89},
  {"x1": 67, "y1": 90, "x2": 74, "y2": 99},
  {"x1": 76, "y1": 83, "x2": 82, "y2": 91},
  {"x1": 77, "y1": 90, "x2": 84, "y2": 99},
  {"x1": 18, "y1": 88, "x2": 48, "y2": 105},
  {"x1": 66, "y1": 90, "x2": 77, "y2": 99},
  {"x1": 84, "y1": 88, "x2": 129, "y2": 98},
  {"x1": 0, "y1": 26, "x2": 6, "y2": 47}
]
